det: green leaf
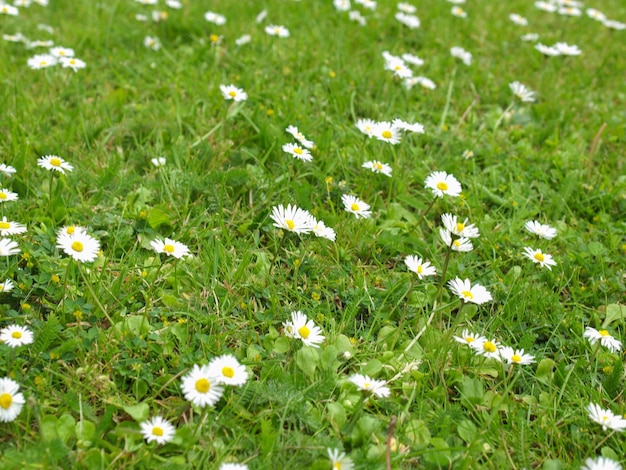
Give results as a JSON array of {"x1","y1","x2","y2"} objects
[
  {"x1": 535, "y1": 358, "x2": 555, "y2": 383},
  {"x1": 40, "y1": 415, "x2": 59, "y2": 442},
  {"x1": 123, "y1": 402, "x2": 150, "y2": 422},
  {"x1": 603, "y1": 304, "x2": 626, "y2": 327},
  {"x1": 457, "y1": 419, "x2": 478, "y2": 444},
  {"x1": 326, "y1": 402, "x2": 346, "y2": 429},
  {"x1": 114, "y1": 315, "x2": 152, "y2": 337},
  {"x1": 459, "y1": 377, "x2": 484, "y2": 407},
  {"x1": 273, "y1": 337, "x2": 291, "y2": 354},
  {"x1": 76, "y1": 420, "x2": 96, "y2": 446},
  {"x1": 362, "y1": 359, "x2": 383, "y2": 376},
  {"x1": 295, "y1": 347, "x2": 319, "y2": 378},
  {"x1": 320, "y1": 345, "x2": 339, "y2": 371},
  {"x1": 57, "y1": 414, "x2": 76, "y2": 444},
  {"x1": 406, "y1": 419, "x2": 431, "y2": 448},
  {"x1": 542, "y1": 459, "x2": 563, "y2": 470},
  {"x1": 147, "y1": 205, "x2": 173, "y2": 229}
]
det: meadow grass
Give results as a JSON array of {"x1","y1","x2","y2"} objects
[{"x1": 0, "y1": 0, "x2": 625, "y2": 468}]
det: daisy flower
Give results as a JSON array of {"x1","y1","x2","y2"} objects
[
  {"x1": 405, "y1": 76, "x2": 436, "y2": 90},
  {"x1": 441, "y1": 213, "x2": 480, "y2": 238},
  {"x1": 401, "y1": 53, "x2": 424, "y2": 66},
  {"x1": 451, "y1": 6, "x2": 467, "y2": 17},
  {"x1": 333, "y1": 0, "x2": 351, "y2": 11},
  {"x1": 207, "y1": 354, "x2": 249, "y2": 387},
  {"x1": 509, "y1": 81, "x2": 536, "y2": 102},
  {"x1": 143, "y1": 36, "x2": 161, "y2": 51},
  {"x1": 384, "y1": 58, "x2": 413, "y2": 79},
  {"x1": 265, "y1": 25, "x2": 290, "y2": 38},
  {"x1": 27, "y1": 54, "x2": 57, "y2": 69},
  {"x1": 397, "y1": 2, "x2": 417, "y2": 14},
  {"x1": 554, "y1": 42, "x2": 581, "y2": 56},
  {"x1": 59, "y1": 57, "x2": 86, "y2": 72},
  {"x1": 0, "y1": 378, "x2": 25, "y2": 422},
  {"x1": 471, "y1": 338, "x2": 501, "y2": 361},
  {"x1": 349, "y1": 10, "x2": 366, "y2": 26},
  {"x1": 392, "y1": 119, "x2": 425, "y2": 134},
  {"x1": 285, "y1": 125, "x2": 314, "y2": 149},
  {"x1": 404, "y1": 255, "x2": 436, "y2": 279},
  {"x1": 462, "y1": 150, "x2": 474, "y2": 159},
  {"x1": 57, "y1": 231, "x2": 100, "y2": 262},
  {"x1": 220, "y1": 84, "x2": 248, "y2": 102},
  {"x1": 450, "y1": 47, "x2": 472, "y2": 65},
  {"x1": 37, "y1": 155, "x2": 73, "y2": 174},
  {"x1": 521, "y1": 247, "x2": 557, "y2": 270},
  {"x1": 3, "y1": 33, "x2": 27, "y2": 43},
  {"x1": 395, "y1": 12, "x2": 420, "y2": 29},
  {"x1": 583, "y1": 327, "x2": 622, "y2": 353},
  {"x1": 57, "y1": 225, "x2": 86, "y2": 237},
  {"x1": 0, "y1": 4, "x2": 19, "y2": 15},
  {"x1": 453, "y1": 329, "x2": 486, "y2": 348},
  {"x1": 587, "y1": 403, "x2": 626, "y2": 432},
  {"x1": 27, "y1": 40, "x2": 54, "y2": 49},
  {"x1": 166, "y1": 0, "x2": 182, "y2": 8},
  {"x1": 282, "y1": 143, "x2": 312, "y2": 162},
  {"x1": 581, "y1": 457, "x2": 622, "y2": 470},
  {"x1": 586, "y1": 9, "x2": 606, "y2": 22},
  {"x1": 327, "y1": 448, "x2": 354, "y2": 470},
  {"x1": 150, "y1": 238, "x2": 191, "y2": 259},
  {"x1": 499, "y1": 346, "x2": 535, "y2": 365},
  {"x1": 0, "y1": 279, "x2": 14, "y2": 292},
  {"x1": 509, "y1": 13, "x2": 529, "y2": 26},
  {"x1": 312, "y1": 220, "x2": 336, "y2": 241},
  {"x1": 256, "y1": 10, "x2": 268, "y2": 23},
  {"x1": 283, "y1": 311, "x2": 325, "y2": 348},
  {"x1": 235, "y1": 35, "x2": 252, "y2": 46},
  {"x1": 348, "y1": 374, "x2": 390, "y2": 398},
  {"x1": 269, "y1": 204, "x2": 316, "y2": 234},
  {"x1": 151, "y1": 157, "x2": 166, "y2": 167},
  {"x1": 342, "y1": 194, "x2": 372, "y2": 219},
  {"x1": 0, "y1": 164, "x2": 16, "y2": 176},
  {"x1": 535, "y1": 43, "x2": 561, "y2": 56},
  {"x1": 535, "y1": 1, "x2": 557, "y2": 12},
  {"x1": 448, "y1": 278, "x2": 492, "y2": 305},
  {"x1": 181, "y1": 364, "x2": 224, "y2": 407},
  {"x1": 424, "y1": 171, "x2": 462, "y2": 198},
  {"x1": 558, "y1": 6, "x2": 581, "y2": 16},
  {"x1": 439, "y1": 229, "x2": 474, "y2": 252},
  {"x1": 0, "y1": 217, "x2": 26, "y2": 236},
  {"x1": 356, "y1": 0, "x2": 376, "y2": 10},
  {"x1": 603, "y1": 19, "x2": 626, "y2": 30},
  {"x1": 355, "y1": 118, "x2": 377, "y2": 137},
  {"x1": 220, "y1": 464, "x2": 249, "y2": 470},
  {"x1": 0, "y1": 325, "x2": 34, "y2": 347},
  {"x1": 524, "y1": 220, "x2": 557, "y2": 239},
  {"x1": 373, "y1": 121, "x2": 403, "y2": 144},
  {"x1": 0, "y1": 239, "x2": 20, "y2": 256},
  {"x1": 140, "y1": 416, "x2": 176, "y2": 445},
  {"x1": 204, "y1": 11, "x2": 226, "y2": 25},
  {"x1": 362, "y1": 160, "x2": 392, "y2": 177},
  {"x1": 521, "y1": 33, "x2": 540, "y2": 42},
  {"x1": 49, "y1": 46, "x2": 74, "y2": 58}
]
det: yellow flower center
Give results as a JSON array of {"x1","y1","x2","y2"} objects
[
  {"x1": 11, "y1": 331, "x2": 22, "y2": 339},
  {"x1": 417, "y1": 265, "x2": 423, "y2": 273},
  {"x1": 334, "y1": 463, "x2": 341, "y2": 470},
  {"x1": 0, "y1": 222, "x2": 10, "y2": 229},
  {"x1": 50, "y1": 158, "x2": 62, "y2": 167},
  {"x1": 534, "y1": 253, "x2": 545, "y2": 262},
  {"x1": 67, "y1": 226, "x2": 75, "y2": 234},
  {"x1": 163, "y1": 244, "x2": 175, "y2": 253},
  {"x1": 373, "y1": 162, "x2": 383, "y2": 171},
  {"x1": 228, "y1": 91, "x2": 237, "y2": 97},
  {"x1": 298, "y1": 325, "x2": 311, "y2": 339},
  {"x1": 71, "y1": 241, "x2": 84, "y2": 252},
  {"x1": 381, "y1": 130, "x2": 392, "y2": 139},
  {"x1": 195, "y1": 378, "x2": 210, "y2": 393},
  {"x1": 465, "y1": 336, "x2": 475, "y2": 343},
  {"x1": 69, "y1": 59, "x2": 76, "y2": 65},
  {"x1": 222, "y1": 366, "x2": 235, "y2": 378},
  {"x1": 602, "y1": 415, "x2": 609, "y2": 422},
  {"x1": 350, "y1": 203, "x2": 360, "y2": 212},
  {"x1": 293, "y1": 147, "x2": 303, "y2": 155},
  {"x1": 456, "y1": 223, "x2": 465, "y2": 232},
  {"x1": 437, "y1": 182, "x2": 448, "y2": 191},
  {"x1": 0, "y1": 193, "x2": 6, "y2": 200},
  {"x1": 210, "y1": 34, "x2": 219, "y2": 42},
  {"x1": 462, "y1": 290, "x2": 473, "y2": 299},
  {"x1": 152, "y1": 426, "x2": 164, "y2": 436},
  {"x1": 285, "y1": 219, "x2": 295, "y2": 230},
  {"x1": 483, "y1": 341, "x2": 496, "y2": 353},
  {"x1": 599, "y1": 330, "x2": 610, "y2": 337},
  {"x1": 511, "y1": 354, "x2": 522, "y2": 363},
  {"x1": 0, "y1": 393, "x2": 12, "y2": 409}
]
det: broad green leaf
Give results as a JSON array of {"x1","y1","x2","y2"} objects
[
  {"x1": 603, "y1": 304, "x2": 626, "y2": 327},
  {"x1": 295, "y1": 346, "x2": 319, "y2": 378},
  {"x1": 123, "y1": 402, "x2": 149, "y2": 422}
]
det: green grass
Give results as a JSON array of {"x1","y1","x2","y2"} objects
[{"x1": 1, "y1": 0, "x2": 625, "y2": 468}]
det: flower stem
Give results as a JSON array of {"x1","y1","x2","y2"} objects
[
  {"x1": 341, "y1": 393, "x2": 366, "y2": 437},
  {"x1": 78, "y1": 264, "x2": 114, "y2": 326}
]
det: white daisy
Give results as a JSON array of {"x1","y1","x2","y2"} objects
[
  {"x1": 312, "y1": 220, "x2": 336, "y2": 241},
  {"x1": 554, "y1": 42, "x2": 581, "y2": 55},
  {"x1": 0, "y1": 164, "x2": 16, "y2": 176},
  {"x1": 0, "y1": 4, "x2": 19, "y2": 15},
  {"x1": 57, "y1": 231, "x2": 100, "y2": 262},
  {"x1": 362, "y1": 160, "x2": 392, "y2": 177},
  {"x1": 395, "y1": 12, "x2": 420, "y2": 28},
  {"x1": 342, "y1": 194, "x2": 371, "y2": 219},
  {"x1": 373, "y1": 121, "x2": 403, "y2": 144},
  {"x1": 500, "y1": 346, "x2": 535, "y2": 365},
  {"x1": 285, "y1": 125, "x2": 314, "y2": 149},
  {"x1": 150, "y1": 238, "x2": 191, "y2": 259},
  {"x1": 327, "y1": 448, "x2": 354, "y2": 470},
  {"x1": 333, "y1": 0, "x2": 351, "y2": 11},
  {"x1": 441, "y1": 213, "x2": 480, "y2": 238},
  {"x1": 181, "y1": 365, "x2": 224, "y2": 408},
  {"x1": 581, "y1": 457, "x2": 623, "y2": 470},
  {"x1": 27, "y1": 54, "x2": 57, "y2": 69},
  {"x1": 207, "y1": 354, "x2": 249, "y2": 387},
  {"x1": 521, "y1": 247, "x2": 557, "y2": 270},
  {"x1": 453, "y1": 329, "x2": 486, "y2": 348},
  {"x1": 0, "y1": 378, "x2": 25, "y2": 422},
  {"x1": 0, "y1": 325, "x2": 34, "y2": 347},
  {"x1": 219, "y1": 464, "x2": 249, "y2": 470},
  {"x1": 349, "y1": 10, "x2": 366, "y2": 26},
  {"x1": 450, "y1": 46, "x2": 472, "y2": 65},
  {"x1": 282, "y1": 142, "x2": 313, "y2": 162},
  {"x1": 509, "y1": 13, "x2": 528, "y2": 26},
  {"x1": 355, "y1": 118, "x2": 377, "y2": 137},
  {"x1": 404, "y1": 255, "x2": 436, "y2": 279},
  {"x1": 448, "y1": 277, "x2": 492, "y2": 304},
  {"x1": 587, "y1": 403, "x2": 626, "y2": 432},
  {"x1": 439, "y1": 229, "x2": 474, "y2": 252},
  {"x1": 140, "y1": 416, "x2": 176, "y2": 445},
  {"x1": 143, "y1": 36, "x2": 161, "y2": 51},
  {"x1": 524, "y1": 220, "x2": 557, "y2": 239},
  {"x1": 220, "y1": 84, "x2": 248, "y2": 102},
  {"x1": 425, "y1": 171, "x2": 462, "y2": 198},
  {"x1": 384, "y1": 58, "x2": 413, "y2": 79},
  {"x1": 49, "y1": 46, "x2": 74, "y2": 58},
  {"x1": 204, "y1": 11, "x2": 226, "y2": 25},
  {"x1": 265, "y1": 25, "x2": 290, "y2": 38},
  {"x1": 401, "y1": 53, "x2": 424, "y2": 66},
  {"x1": 0, "y1": 217, "x2": 26, "y2": 236},
  {"x1": 283, "y1": 311, "x2": 325, "y2": 348},
  {"x1": 471, "y1": 338, "x2": 501, "y2": 361},
  {"x1": 509, "y1": 81, "x2": 536, "y2": 102},
  {"x1": 151, "y1": 157, "x2": 166, "y2": 167},
  {"x1": 392, "y1": 118, "x2": 425, "y2": 134},
  {"x1": 0, "y1": 239, "x2": 20, "y2": 256},
  {"x1": 37, "y1": 155, "x2": 73, "y2": 174},
  {"x1": 534, "y1": 1, "x2": 557, "y2": 12},
  {"x1": 521, "y1": 33, "x2": 540, "y2": 42},
  {"x1": 0, "y1": 279, "x2": 15, "y2": 292},
  {"x1": 451, "y1": 6, "x2": 467, "y2": 17},
  {"x1": 235, "y1": 35, "x2": 252, "y2": 46},
  {"x1": 348, "y1": 374, "x2": 390, "y2": 398},
  {"x1": 269, "y1": 204, "x2": 316, "y2": 234},
  {"x1": 397, "y1": 2, "x2": 416, "y2": 14},
  {"x1": 535, "y1": 43, "x2": 561, "y2": 56},
  {"x1": 603, "y1": 19, "x2": 626, "y2": 30},
  {"x1": 59, "y1": 57, "x2": 86, "y2": 72},
  {"x1": 583, "y1": 327, "x2": 622, "y2": 353}
]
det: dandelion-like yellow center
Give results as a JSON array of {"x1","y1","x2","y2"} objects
[
  {"x1": 195, "y1": 378, "x2": 210, "y2": 393},
  {"x1": 381, "y1": 130, "x2": 393, "y2": 139},
  {"x1": 298, "y1": 325, "x2": 311, "y2": 339},
  {"x1": 69, "y1": 59, "x2": 76, "y2": 65},
  {"x1": 534, "y1": 253, "x2": 545, "y2": 262},
  {"x1": 0, "y1": 222, "x2": 10, "y2": 229},
  {"x1": 437, "y1": 182, "x2": 448, "y2": 191},
  {"x1": 222, "y1": 366, "x2": 235, "y2": 378},
  {"x1": 11, "y1": 331, "x2": 22, "y2": 339},
  {"x1": 0, "y1": 193, "x2": 6, "y2": 200},
  {"x1": 461, "y1": 290, "x2": 473, "y2": 299},
  {"x1": 456, "y1": 223, "x2": 465, "y2": 232},
  {"x1": 417, "y1": 265, "x2": 423, "y2": 273},
  {"x1": 210, "y1": 34, "x2": 219, "y2": 42},
  {"x1": 152, "y1": 426, "x2": 164, "y2": 436},
  {"x1": 483, "y1": 341, "x2": 496, "y2": 353},
  {"x1": 274, "y1": 27, "x2": 281, "y2": 34},
  {"x1": 511, "y1": 354, "x2": 522, "y2": 363},
  {"x1": 599, "y1": 330, "x2": 610, "y2": 337},
  {"x1": 50, "y1": 158, "x2": 62, "y2": 167},
  {"x1": 465, "y1": 336, "x2": 475, "y2": 343},
  {"x1": 350, "y1": 203, "x2": 360, "y2": 212},
  {"x1": 453, "y1": 240, "x2": 461, "y2": 247},
  {"x1": 285, "y1": 219, "x2": 295, "y2": 230},
  {"x1": 293, "y1": 147, "x2": 303, "y2": 155},
  {"x1": 0, "y1": 393, "x2": 12, "y2": 409},
  {"x1": 71, "y1": 241, "x2": 84, "y2": 252},
  {"x1": 602, "y1": 415, "x2": 609, "y2": 422},
  {"x1": 163, "y1": 244, "x2": 175, "y2": 253},
  {"x1": 67, "y1": 226, "x2": 75, "y2": 234},
  {"x1": 334, "y1": 463, "x2": 341, "y2": 470},
  {"x1": 228, "y1": 91, "x2": 237, "y2": 97},
  {"x1": 373, "y1": 162, "x2": 383, "y2": 171},
  {"x1": 40, "y1": 60, "x2": 49, "y2": 66}
]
